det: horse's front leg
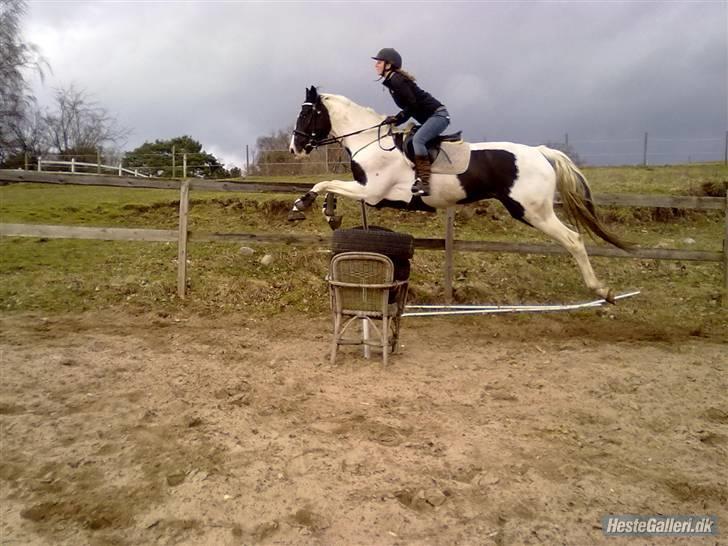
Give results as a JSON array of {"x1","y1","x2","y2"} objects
[
  {"x1": 288, "y1": 189, "x2": 319, "y2": 221},
  {"x1": 288, "y1": 179, "x2": 368, "y2": 221},
  {"x1": 322, "y1": 192, "x2": 343, "y2": 230}
]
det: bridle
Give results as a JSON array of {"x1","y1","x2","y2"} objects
[{"x1": 293, "y1": 101, "x2": 394, "y2": 154}]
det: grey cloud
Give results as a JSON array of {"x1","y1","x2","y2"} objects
[{"x1": 25, "y1": 0, "x2": 727, "y2": 167}]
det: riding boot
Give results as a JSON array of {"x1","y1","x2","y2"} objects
[{"x1": 411, "y1": 155, "x2": 431, "y2": 196}]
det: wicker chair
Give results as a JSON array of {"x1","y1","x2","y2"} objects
[{"x1": 328, "y1": 252, "x2": 409, "y2": 365}]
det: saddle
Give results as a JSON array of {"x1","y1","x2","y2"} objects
[{"x1": 393, "y1": 126, "x2": 471, "y2": 175}]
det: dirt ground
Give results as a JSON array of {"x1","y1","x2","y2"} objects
[{"x1": 0, "y1": 310, "x2": 726, "y2": 546}]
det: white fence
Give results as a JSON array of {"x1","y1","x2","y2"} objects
[{"x1": 37, "y1": 159, "x2": 150, "y2": 178}]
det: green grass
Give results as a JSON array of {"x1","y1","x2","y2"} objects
[
  {"x1": 0, "y1": 164, "x2": 726, "y2": 337},
  {"x1": 583, "y1": 162, "x2": 727, "y2": 194}
]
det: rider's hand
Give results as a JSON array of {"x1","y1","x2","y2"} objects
[{"x1": 383, "y1": 115, "x2": 399, "y2": 126}]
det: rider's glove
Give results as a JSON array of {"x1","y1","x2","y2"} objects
[{"x1": 383, "y1": 115, "x2": 400, "y2": 126}]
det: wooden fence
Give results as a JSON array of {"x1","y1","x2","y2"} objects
[{"x1": 1, "y1": 169, "x2": 726, "y2": 305}]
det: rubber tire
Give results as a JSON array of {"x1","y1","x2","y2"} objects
[
  {"x1": 331, "y1": 226, "x2": 413, "y2": 292},
  {"x1": 331, "y1": 226, "x2": 414, "y2": 260}
]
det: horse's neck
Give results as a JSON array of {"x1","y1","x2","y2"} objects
[{"x1": 326, "y1": 96, "x2": 384, "y2": 151}]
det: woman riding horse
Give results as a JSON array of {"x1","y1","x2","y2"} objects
[
  {"x1": 289, "y1": 86, "x2": 629, "y2": 303},
  {"x1": 373, "y1": 48, "x2": 451, "y2": 197}
]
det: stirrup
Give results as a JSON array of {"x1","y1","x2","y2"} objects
[{"x1": 411, "y1": 178, "x2": 430, "y2": 196}]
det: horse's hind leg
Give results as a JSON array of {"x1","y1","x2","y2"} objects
[{"x1": 526, "y1": 209, "x2": 615, "y2": 303}]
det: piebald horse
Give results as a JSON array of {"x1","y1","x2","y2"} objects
[{"x1": 289, "y1": 86, "x2": 628, "y2": 302}]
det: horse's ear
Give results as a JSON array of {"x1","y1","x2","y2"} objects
[
  {"x1": 305, "y1": 86, "x2": 311, "y2": 100},
  {"x1": 310, "y1": 86, "x2": 318, "y2": 100}
]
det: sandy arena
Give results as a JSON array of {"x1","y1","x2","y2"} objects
[{"x1": 0, "y1": 311, "x2": 726, "y2": 545}]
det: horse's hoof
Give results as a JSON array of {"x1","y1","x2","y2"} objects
[
  {"x1": 288, "y1": 210, "x2": 306, "y2": 222},
  {"x1": 604, "y1": 288, "x2": 616, "y2": 305},
  {"x1": 327, "y1": 215, "x2": 343, "y2": 230}
]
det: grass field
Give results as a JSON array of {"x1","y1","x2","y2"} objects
[{"x1": 0, "y1": 163, "x2": 726, "y2": 338}]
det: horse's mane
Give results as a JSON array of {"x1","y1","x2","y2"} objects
[{"x1": 320, "y1": 92, "x2": 383, "y2": 119}]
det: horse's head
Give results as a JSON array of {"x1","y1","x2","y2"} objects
[{"x1": 290, "y1": 86, "x2": 332, "y2": 157}]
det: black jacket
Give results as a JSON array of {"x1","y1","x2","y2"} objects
[{"x1": 382, "y1": 71, "x2": 444, "y2": 125}]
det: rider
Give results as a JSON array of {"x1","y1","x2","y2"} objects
[{"x1": 373, "y1": 48, "x2": 450, "y2": 197}]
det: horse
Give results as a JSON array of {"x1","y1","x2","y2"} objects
[{"x1": 288, "y1": 86, "x2": 628, "y2": 303}]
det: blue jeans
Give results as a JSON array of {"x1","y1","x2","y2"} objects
[{"x1": 413, "y1": 108, "x2": 450, "y2": 157}]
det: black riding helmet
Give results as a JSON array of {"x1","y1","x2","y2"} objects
[{"x1": 371, "y1": 48, "x2": 402, "y2": 70}]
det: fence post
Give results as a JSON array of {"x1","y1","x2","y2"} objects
[
  {"x1": 444, "y1": 207, "x2": 455, "y2": 303},
  {"x1": 245, "y1": 145, "x2": 250, "y2": 174},
  {"x1": 177, "y1": 179, "x2": 190, "y2": 298},
  {"x1": 724, "y1": 184, "x2": 727, "y2": 306},
  {"x1": 183, "y1": 153, "x2": 187, "y2": 178},
  {"x1": 71, "y1": 158, "x2": 76, "y2": 173},
  {"x1": 37, "y1": 157, "x2": 41, "y2": 172},
  {"x1": 172, "y1": 145, "x2": 176, "y2": 178},
  {"x1": 643, "y1": 132, "x2": 648, "y2": 166},
  {"x1": 118, "y1": 162, "x2": 122, "y2": 176},
  {"x1": 24, "y1": 152, "x2": 29, "y2": 171},
  {"x1": 97, "y1": 148, "x2": 101, "y2": 174},
  {"x1": 359, "y1": 200, "x2": 368, "y2": 229}
]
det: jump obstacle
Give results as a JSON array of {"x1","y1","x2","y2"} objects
[{"x1": 402, "y1": 290, "x2": 641, "y2": 317}]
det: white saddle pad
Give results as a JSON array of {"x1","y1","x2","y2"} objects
[{"x1": 430, "y1": 140, "x2": 471, "y2": 175}]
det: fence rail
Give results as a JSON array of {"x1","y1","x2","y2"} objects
[
  {"x1": 0, "y1": 169, "x2": 725, "y2": 305},
  {"x1": 0, "y1": 169, "x2": 313, "y2": 193},
  {"x1": 0, "y1": 224, "x2": 722, "y2": 264},
  {"x1": 18, "y1": 152, "x2": 229, "y2": 179},
  {"x1": 37, "y1": 159, "x2": 150, "y2": 178}
]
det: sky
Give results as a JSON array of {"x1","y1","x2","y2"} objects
[{"x1": 21, "y1": 0, "x2": 728, "y2": 168}]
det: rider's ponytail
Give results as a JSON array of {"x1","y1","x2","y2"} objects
[{"x1": 394, "y1": 68, "x2": 416, "y2": 82}]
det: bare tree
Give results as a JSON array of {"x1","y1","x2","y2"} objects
[
  {"x1": 0, "y1": 108, "x2": 47, "y2": 168},
  {"x1": 255, "y1": 127, "x2": 293, "y2": 152},
  {"x1": 0, "y1": 0, "x2": 47, "y2": 163},
  {"x1": 43, "y1": 85, "x2": 130, "y2": 159},
  {"x1": 251, "y1": 125, "x2": 350, "y2": 176}
]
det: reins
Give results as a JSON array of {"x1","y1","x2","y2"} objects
[
  {"x1": 294, "y1": 121, "x2": 388, "y2": 149},
  {"x1": 349, "y1": 125, "x2": 398, "y2": 160}
]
